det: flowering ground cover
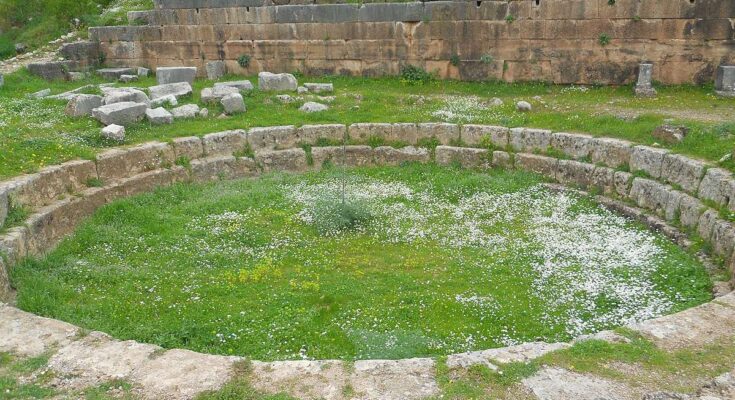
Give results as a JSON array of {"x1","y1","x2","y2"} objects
[{"x1": 11, "y1": 164, "x2": 711, "y2": 361}]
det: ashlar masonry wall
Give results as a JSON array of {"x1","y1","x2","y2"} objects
[{"x1": 89, "y1": 0, "x2": 735, "y2": 85}]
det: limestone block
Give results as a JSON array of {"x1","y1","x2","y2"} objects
[
  {"x1": 492, "y1": 151, "x2": 512, "y2": 169},
  {"x1": 206, "y1": 60, "x2": 226, "y2": 80},
  {"x1": 590, "y1": 138, "x2": 633, "y2": 168},
  {"x1": 303, "y1": 83, "x2": 333, "y2": 93},
  {"x1": 256, "y1": 148, "x2": 308, "y2": 172},
  {"x1": 65, "y1": 94, "x2": 103, "y2": 117},
  {"x1": 214, "y1": 80, "x2": 254, "y2": 91},
  {"x1": 555, "y1": 160, "x2": 595, "y2": 188},
  {"x1": 630, "y1": 146, "x2": 670, "y2": 178},
  {"x1": 462, "y1": 125, "x2": 509, "y2": 148},
  {"x1": 0, "y1": 226, "x2": 29, "y2": 266},
  {"x1": 515, "y1": 154, "x2": 557, "y2": 177},
  {"x1": 171, "y1": 104, "x2": 200, "y2": 119},
  {"x1": 172, "y1": 136, "x2": 204, "y2": 160},
  {"x1": 148, "y1": 82, "x2": 193, "y2": 100},
  {"x1": 550, "y1": 132, "x2": 593, "y2": 159},
  {"x1": 697, "y1": 209, "x2": 720, "y2": 242},
  {"x1": 190, "y1": 156, "x2": 258, "y2": 182},
  {"x1": 156, "y1": 66, "x2": 197, "y2": 84},
  {"x1": 509, "y1": 128, "x2": 552, "y2": 152},
  {"x1": 590, "y1": 166, "x2": 616, "y2": 194},
  {"x1": 258, "y1": 72, "x2": 298, "y2": 91},
  {"x1": 220, "y1": 93, "x2": 246, "y2": 114},
  {"x1": 96, "y1": 142, "x2": 175, "y2": 182},
  {"x1": 102, "y1": 87, "x2": 150, "y2": 106},
  {"x1": 711, "y1": 219, "x2": 735, "y2": 259},
  {"x1": 97, "y1": 68, "x2": 135, "y2": 80},
  {"x1": 435, "y1": 146, "x2": 489, "y2": 169},
  {"x1": 389, "y1": 123, "x2": 419, "y2": 145},
  {"x1": 145, "y1": 107, "x2": 173, "y2": 125},
  {"x1": 91, "y1": 102, "x2": 147, "y2": 126},
  {"x1": 629, "y1": 178, "x2": 682, "y2": 221},
  {"x1": 296, "y1": 124, "x2": 346, "y2": 144},
  {"x1": 678, "y1": 194, "x2": 706, "y2": 230},
  {"x1": 660, "y1": 154, "x2": 706, "y2": 194},
  {"x1": 202, "y1": 130, "x2": 247, "y2": 156},
  {"x1": 373, "y1": 146, "x2": 430, "y2": 166},
  {"x1": 248, "y1": 126, "x2": 297, "y2": 151},
  {"x1": 117, "y1": 167, "x2": 188, "y2": 198},
  {"x1": 417, "y1": 123, "x2": 460, "y2": 145},
  {"x1": 349, "y1": 123, "x2": 392, "y2": 141},
  {"x1": 311, "y1": 146, "x2": 373, "y2": 168},
  {"x1": 698, "y1": 168, "x2": 735, "y2": 209},
  {"x1": 0, "y1": 304, "x2": 79, "y2": 357},
  {"x1": 349, "y1": 358, "x2": 438, "y2": 400}
]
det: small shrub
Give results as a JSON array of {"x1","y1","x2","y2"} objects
[
  {"x1": 175, "y1": 156, "x2": 191, "y2": 169},
  {"x1": 85, "y1": 177, "x2": 104, "y2": 187},
  {"x1": 233, "y1": 143, "x2": 254, "y2": 159},
  {"x1": 480, "y1": 54, "x2": 494, "y2": 65},
  {"x1": 607, "y1": 0, "x2": 615, "y2": 5},
  {"x1": 598, "y1": 33, "x2": 611, "y2": 46},
  {"x1": 505, "y1": 14, "x2": 515, "y2": 23},
  {"x1": 449, "y1": 54, "x2": 461, "y2": 67},
  {"x1": 310, "y1": 198, "x2": 372, "y2": 235},
  {"x1": 237, "y1": 55, "x2": 251, "y2": 68},
  {"x1": 400, "y1": 64, "x2": 434, "y2": 85}
]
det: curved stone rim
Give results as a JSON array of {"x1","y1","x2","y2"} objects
[{"x1": 0, "y1": 123, "x2": 733, "y2": 399}]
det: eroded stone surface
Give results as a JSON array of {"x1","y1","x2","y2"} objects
[
  {"x1": 297, "y1": 124, "x2": 345, "y2": 144},
  {"x1": 0, "y1": 304, "x2": 79, "y2": 357},
  {"x1": 349, "y1": 359, "x2": 439, "y2": 400},
  {"x1": 630, "y1": 146, "x2": 669, "y2": 179},
  {"x1": 373, "y1": 146, "x2": 430, "y2": 166},
  {"x1": 523, "y1": 367, "x2": 638, "y2": 400},
  {"x1": 462, "y1": 124, "x2": 509, "y2": 148},
  {"x1": 435, "y1": 146, "x2": 489, "y2": 169},
  {"x1": 250, "y1": 360, "x2": 347, "y2": 400}
]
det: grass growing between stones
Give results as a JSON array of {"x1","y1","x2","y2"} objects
[
  {"x1": 1, "y1": 69, "x2": 734, "y2": 179},
  {"x1": 11, "y1": 164, "x2": 712, "y2": 361}
]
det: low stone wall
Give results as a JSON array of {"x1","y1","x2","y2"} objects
[
  {"x1": 89, "y1": 0, "x2": 735, "y2": 84},
  {"x1": 2, "y1": 123, "x2": 735, "y2": 301}
]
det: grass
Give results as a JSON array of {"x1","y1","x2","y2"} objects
[
  {"x1": 11, "y1": 164, "x2": 712, "y2": 361},
  {"x1": 0, "y1": 69, "x2": 734, "y2": 180}
]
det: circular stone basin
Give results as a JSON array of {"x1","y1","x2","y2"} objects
[{"x1": 12, "y1": 164, "x2": 712, "y2": 361}]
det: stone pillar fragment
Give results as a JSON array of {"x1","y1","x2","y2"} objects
[
  {"x1": 634, "y1": 63, "x2": 656, "y2": 97},
  {"x1": 715, "y1": 66, "x2": 735, "y2": 98}
]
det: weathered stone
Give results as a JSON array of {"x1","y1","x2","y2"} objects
[
  {"x1": 250, "y1": 360, "x2": 347, "y2": 400},
  {"x1": 678, "y1": 194, "x2": 706, "y2": 230},
  {"x1": 48, "y1": 84, "x2": 96, "y2": 101},
  {"x1": 297, "y1": 124, "x2": 346, "y2": 144},
  {"x1": 256, "y1": 148, "x2": 308, "y2": 172},
  {"x1": 92, "y1": 102, "x2": 147, "y2": 126},
  {"x1": 349, "y1": 359, "x2": 439, "y2": 400},
  {"x1": 349, "y1": 123, "x2": 392, "y2": 141},
  {"x1": 275, "y1": 94, "x2": 294, "y2": 104},
  {"x1": 299, "y1": 101, "x2": 328, "y2": 113},
  {"x1": 150, "y1": 94, "x2": 178, "y2": 107},
  {"x1": 221, "y1": 93, "x2": 246, "y2": 114},
  {"x1": 28, "y1": 88, "x2": 51, "y2": 98},
  {"x1": 248, "y1": 126, "x2": 297, "y2": 151},
  {"x1": 590, "y1": 166, "x2": 616, "y2": 194},
  {"x1": 201, "y1": 86, "x2": 240, "y2": 103},
  {"x1": 171, "y1": 104, "x2": 200, "y2": 119},
  {"x1": 417, "y1": 123, "x2": 459, "y2": 145},
  {"x1": 0, "y1": 186, "x2": 7, "y2": 228},
  {"x1": 202, "y1": 130, "x2": 247, "y2": 156},
  {"x1": 462, "y1": 125, "x2": 509, "y2": 148},
  {"x1": 102, "y1": 87, "x2": 150, "y2": 106},
  {"x1": 635, "y1": 63, "x2": 657, "y2": 97},
  {"x1": 630, "y1": 146, "x2": 669, "y2": 178},
  {"x1": 652, "y1": 125, "x2": 688, "y2": 144},
  {"x1": 137, "y1": 67, "x2": 150, "y2": 77},
  {"x1": 389, "y1": 123, "x2": 419, "y2": 144},
  {"x1": 0, "y1": 304, "x2": 79, "y2": 357},
  {"x1": 190, "y1": 156, "x2": 257, "y2": 182},
  {"x1": 590, "y1": 137, "x2": 633, "y2": 168},
  {"x1": 372, "y1": 146, "x2": 430, "y2": 166},
  {"x1": 0, "y1": 258, "x2": 9, "y2": 302},
  {"x1": 65, "y1": 94, "x2": 103, "y2": 117},
  {"x1": 550, "y1": 132, "x2": 593, "y2": 159},
  {"x1": 27, "y1": 61, "x2": 75, "y2": 80},
  {"x1": 101, "y1": 124, "x2": 126, "y2": 142},
  {"x1": 97, "y1": 68, "x2": 135, "y2": 80},
  {"x1": 311, "y1": 146, "x2": 373, "y2": 168},
  {"x1": 711, "y1": 219, "x2": 735, "y2": 259},
  {"x1": 95, "y1": 142, "x2": 175, "y2": 182},
  {"x1": 258, "y1": 72, "x2": 297, "y2": 91},
  {"x1": 214, "y1": 80, "x2": 254, "y2": 91},
  {"x1": 509, "y1": 128, "x2": 552, "y2": 152},
  {"x1": 523, "y1": 367, "x2": 638, "y2": 400},
  {"x1": 555, "y1": 160, "x2": 595, "y2": 188},
  {"x1": 199, "y1": 108, "x2": 208, "y2": 118},
  {"x1": 516, "y1": 100, "x2": 532, "y2": 112},
  {"x1": 515, "y1": 154, "x2": 557, "y2": 176},
  {"x1": 0, "y1": 226, "x2": 29, "y2": 265},
  {"x1": 131, "y1": 349, "x2": 237, "y2": 399},
  {"x1": 447, "y1": 342, "x2": 568, "y2": 369},
  {"x1": 715, "y1": 65, "x2": 735, "y2": 97},
  {"x1": 297, "y1": 86, "x2": 308, "y2": 94},
  {"x1": 435, "y1": 146, "x2": 489, "y2": 169},
  {"x1": 303, "y1": 82, "x2": 333, "y2": 93},
  {"x1": 156, "y1": 66, "x2": 197, "y2": 84},
  {"x1": 697, "y1": 209, "x2": 720, "y2": 242},
  {"x1": 148, "y1": 82, "x2": 193, "y2": 100},
  {"x1": 205, "y1": 60, "x2": 226, "y2": 80},
  {"x1": 629, "y1": 178, "x2": 683, "y2": 221},
  {"x1": 172, "y1": 136, "x2": 204, "y2": 160},
  {"x1": 145, "y1": 107, "x2": 173, "y2": 125},
  {"x1": 698, "y1": 168, "x2": 735, "y2": 209},
  {"x1": 492, "y1": 151, "x2": 512, "y2": 168},
  {"x1": 119, "y1": 74, "x2": 138, "y2": 83},
  {"x1": 660, "y1": 154, "x2": 706, "y2": 194}
]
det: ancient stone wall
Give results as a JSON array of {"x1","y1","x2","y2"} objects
[{"x1": 89, "y1": 0, "x2": 735, "y2": 84}]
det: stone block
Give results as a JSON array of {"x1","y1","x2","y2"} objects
[
  {"x1": 256, "y1": 148, "x2": 308, "y2": 172},
  {"x1": 711, "y1": 219, "x2": 735, "y2": 260},
  {"x1": 102, "y1": 87, "x2": 150, "y2": 106},
  {"x1": 156, "y1": 66, "x2": 197, "y2": 84},
  {"x1": 417, "y1": 123, "x2": 460, "y2": 145},
  {"x1": 349, "y1": 123, "x2": 392, "y2": 141},
  {"x1": 509, "y1": 128, "x2": 552, "y2": 152},
  {"x1": 258, "y1": 72, "x2": 297, "y2": 91},
  {"x1": 303, "y1": 83, "x2": 333, "y2": 93},
  {"x1": 678, "y1": 194, "x2": 706, "y2": 230},
  {"x1": 25, "y1": 194, "x2": 106, "y2": 255},
  {"x1": 389, "y1": 123, "x2": 419, "y2": 145},
  {"x1": 590, "y1": 166, "x2": 616, "y2": 194},
  {"x1": 171, "y1": 104, "x2": 200, "y2": 119},
  {"x1": 555, "y1": 160, "x2": 595, "y2": 188},
  {"x1": 148, "y1": 82, "x2": 193, "y2": 100},
  {"x1": 206, "y1": 60, "x2": 226, "y2": 80},
  {"x1": 660, "y1": 154, "x2": 706, "y2": 194},
  {"x1": 91, "y1": 102, "x2": 147, "y2": 126},
  {"x1": 248, "y1": 126, "x2": 297, "y2": 151},
  {"x1": 697, "y1": 168, "x2": 735, "y2": 209},
  {"x1": 311, "y1": 146, "x2": 373, "y2": 168},
  {"x1": 629, "y1": 178, "x2": 682, "y2": 221},
  {"x1": 0, "y1": 186, "x2": 7, "y2": 228},
  {"x1": 590, "y1": 138, "x2": 633, "y2": 168},
  {"x1": 201, "y1": 86, "x2": 240, "y2": 103},
  {"x1": 117, "y1": 167, "x2": 188, "y2": 198},
  {"x1": 214, "y1": 80, "x2": 254, "y2": 91},
  {"x1": 11, "y1": 160, "x2": 97, "y2": 207},
  {"x1": 202, "y1": 130, "x2": 247, "y2": 156},
  {"x1": 492, "y1": 151, "x2": 512, "y2": 169},
  {"x1": 0, "y1": 226, "x2": 29, "y2": 265},
  {"x1": 27, "y1": 61, "x2": 76, "y2": 80},
  {"x1": 190, "y1": 156, "x2": 258, "y2": 183},
  {"x1": 221, "y1": 93, "x2": 246, "y2": 114},
  {"x1": 296, "y1": 124, "x2": 346, "y2": 144},
  {"x1": 96, "y1": 142, "x2": 175, "y2": 182},
  {"x1": 373, "y1": 146, "x2": 430, "y2": 166},
  {"x1": 65, "y1": 95, "x2": 103, "y2": 117},
  {"x1": 102, "y1": 125, "x2": 125, "y2": 142},
  {"x1": 697, "y1": 209, "x2": 720, "y2": 242},
  {"x1": 97, "y1": 68, "x2": 136, "y2": 80},
  {"x1": 715, "y1": 65, "x2": 735, "y2": 96},
  {"x1": 145, "y1": 107, "x2": 173, "y2": 125},
  {"x1": 0, "y1": 258, "x2": 10, "y2": 302},
  {"x1": 435, "y1": 146, "x2": 489, "y2": 169},
  {"x1": 515, "y1": 154, "x2": 558, "y2": 177},
  {"x1": 550, "y1": 132, "x2": 593, "y2": 159},
  {"x1": 630, "y1": 146, "x2": 670, "y2": 178},
  {"x1": 461, "y1": 125, "x2": 509, "y2": 148},
  {"x1": 172, "y1": 136, "x2": 204, "y2": 160}
]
